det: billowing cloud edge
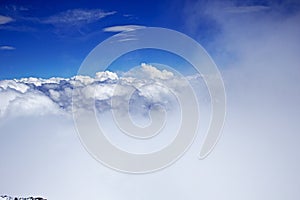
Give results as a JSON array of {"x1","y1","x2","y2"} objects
[{"x1": 0, "y1": 63, "x2": 203, "y2": 119}]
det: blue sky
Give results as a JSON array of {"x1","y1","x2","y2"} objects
[
  {"x1": 0, "y1": 0, "x2": 191, "y2": 79},
  {"x1": 0, "y1": 0, "x2": 299, "y2": 79}
]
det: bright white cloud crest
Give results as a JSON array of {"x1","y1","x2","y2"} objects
[{"x1": 0, "y1": 63, "x2": 196, "y2": 119}]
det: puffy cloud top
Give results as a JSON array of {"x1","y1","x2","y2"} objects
[{"x1": 0, "y1": 64, "x2": 197, "y2": 118}]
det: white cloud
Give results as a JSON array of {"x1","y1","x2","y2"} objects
[
  {"x1": 140, "y1": 63, "x2": 174, "y2": 80},
  {"x1": 0, "y1": 64, "x2": 197, "y2": 118},
  {"x1": 0, "y1": 46, "x2": 15, "y2": 50},
  {"x1": 44, "y1": 9, "x2": 116, "y2": 26},
  {"x1": 180, "y1": 1, "x2": 300, "y2": 199},
  {"x1": 95, "y1": 71, "x2": 119, "y2": 82},
  {"x1": 0, "y1": 15, "x2": 14, "y2": 25},
  {"x1": 0, "y1": 79, "x2": 29, "y2": 93},
  {"x1": 4, "y1": 91, "x2": 63, "y2": 117},
  {"x1": 103, "y1": 25, "x2": 145, "y2": 32}
]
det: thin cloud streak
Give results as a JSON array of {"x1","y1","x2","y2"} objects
[
  {"x1": 0, "y1": 8, "x2": 116, "y2": 33},
  {"x1": 103, "y1": 25, "x2": 146, "y2": 32},
  {"x1": 43, "y1": 9, "x2": 116, "y2": 26},
  {"x1": 0, "y1": 15, "x2": 14, "y2": 25},
  {"x1": 224, "y1": 5, "x2": 270, "y2": 13},
  {"x1": 0, "y1": 45, "x2": 15, "y2": 50}
]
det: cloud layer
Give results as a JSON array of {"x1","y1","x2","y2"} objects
[{"x1": 0, "y1": 63, "x2": 197, "y2": 119}]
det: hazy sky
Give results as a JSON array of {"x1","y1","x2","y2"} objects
[{"x1": 0, "y1": 0, "x2": 300, "y2": 199}]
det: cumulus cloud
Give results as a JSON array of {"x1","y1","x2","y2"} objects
[
  {"x1": 103, "y1": 25, "x2": 145, "y2": 32},
  {"x1": 0, "y1": 64, "x2": 198, "y2": 119},
  {"x1": 3, "y1": 90, "x2": 63, "y2": 117},
  {"x1": 136, "y1": 63, "x2": 174, "y2": 80}
]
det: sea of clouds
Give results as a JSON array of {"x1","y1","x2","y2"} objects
[
  {"x1": 0, "y1": 63, "x2": 204, "y2": 119},
  {"x1": 0, "y1": 63, "x2": 213, "y2": 199}
]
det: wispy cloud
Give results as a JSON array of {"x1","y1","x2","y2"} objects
[
  {"x1": 224, "y1": 5, "x2": 270, "y2": 14},
  {"x1": 0, "y1": 45, "x2": 15, "y2": 50},
  {"x1": 103, "y1": 25, "x2": 145, "y2": 32},
  {"x1": 0, "y1": 7, "x2": 116, "y2": 34},
  {"x1": 4, "y1": 4, "x2": 29, "y2": 12},
  {"x1": 0, "y1": 15, "x2": 14, "y2": 25},
  {"x1": 43, "y1": 9, "x2": 116, "y2": 26}
]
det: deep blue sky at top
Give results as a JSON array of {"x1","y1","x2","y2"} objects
[
  {"x1": 0, "y1": 0, "x2": 196, "y2": 79},
  {"x1": 0, "y1": 0, "x2": 298, "y2": 79}
]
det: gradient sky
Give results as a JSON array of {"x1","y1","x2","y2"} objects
[
  {"x1": 1, "y1": 0, "x2": 299, "y2": 79},
  {"x1": 0, "y1": 0, "x2": 195, "y2": 79}
]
